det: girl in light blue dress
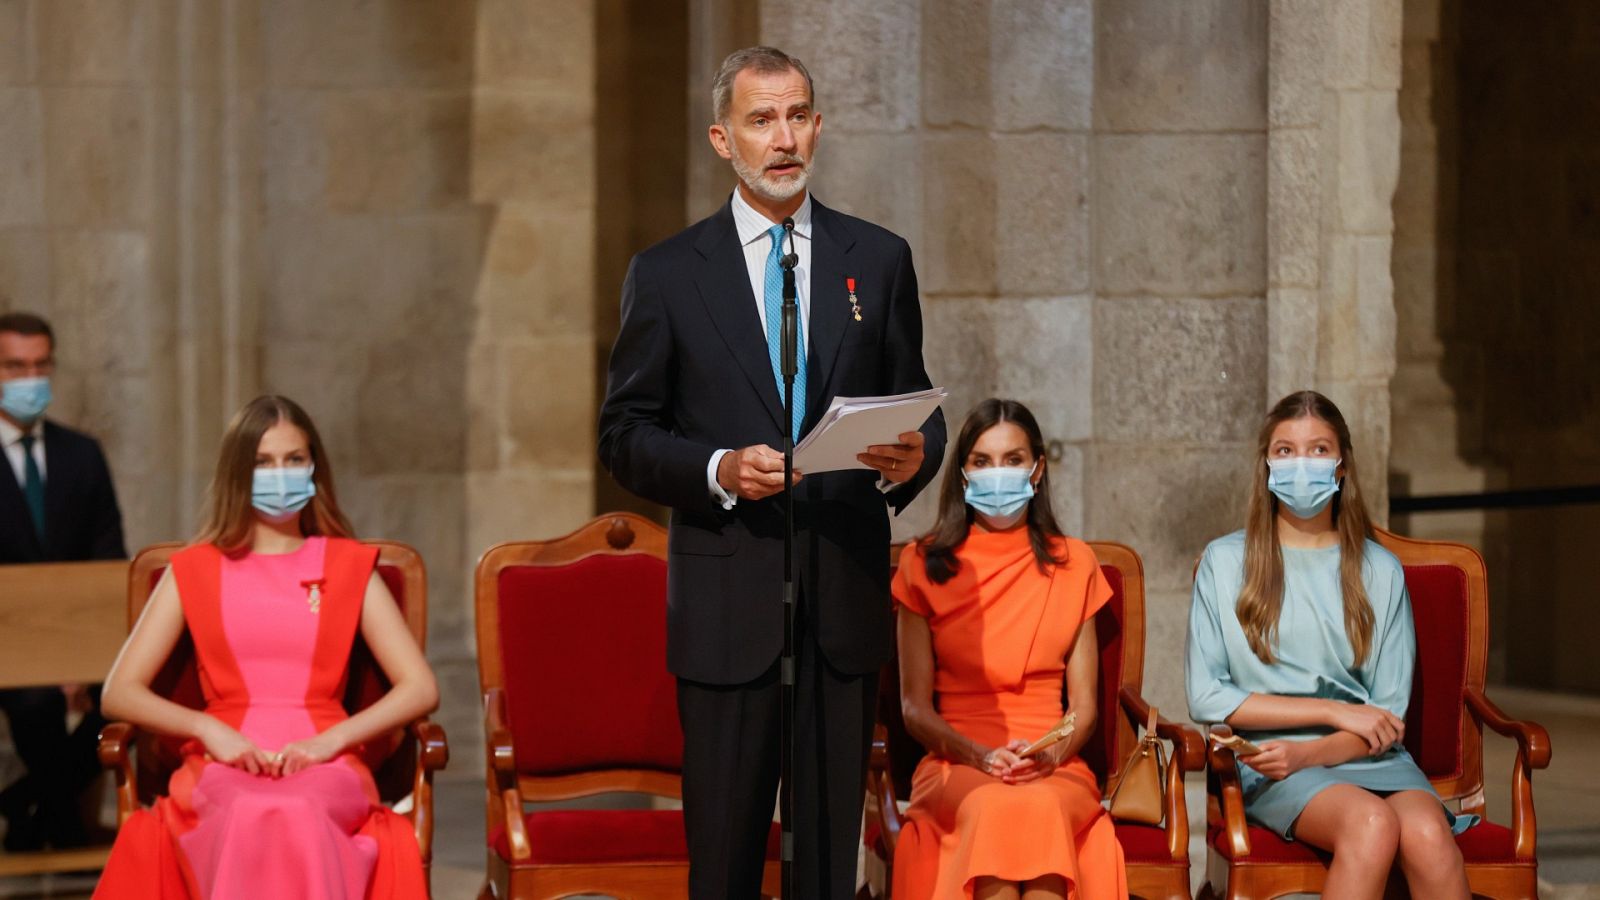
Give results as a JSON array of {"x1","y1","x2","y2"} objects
[{"x1": 1186, "y1": 391, "x2": 1474, "y2": 900}]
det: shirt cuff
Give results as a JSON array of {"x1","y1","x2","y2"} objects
[
  {"x1": 877, "y1": 476, "x2": 898, "y2": 494},
  {"x1": 707, "y1": 449, "x2": 737, "y2": 510}
]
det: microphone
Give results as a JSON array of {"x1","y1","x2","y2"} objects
[
  {"x1": 780, "y1": 217, "x2": 798, "y2": 382},
  {"x1": 780, "y1": 217, "x2": 798, "y2": 270}
]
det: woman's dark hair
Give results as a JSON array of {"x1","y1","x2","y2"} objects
[{"x1": 919, "y1": 398, "x2": 1068, "y2": 584}]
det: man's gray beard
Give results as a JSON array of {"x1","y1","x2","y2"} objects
[{"x1": 729, "y1": 144, "x2": 814, "y2": 203}]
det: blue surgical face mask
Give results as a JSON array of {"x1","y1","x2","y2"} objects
[
  {"x1": 1267, "y1": 456, "x2": 1341, "y2": 518},
  {"x1": 0, "y1": 376, "x2": 52, "y2": 424},
  {"x1": 252, "y1": 465, "x2": 317, "y2": 521},
  {"x1": 963, "y1": 463, "x2": 1038, "y2": 529}
]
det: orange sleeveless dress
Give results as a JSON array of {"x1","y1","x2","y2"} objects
[{"x1": 891, "y1": 531, "x2": 1127, "y2": 899}]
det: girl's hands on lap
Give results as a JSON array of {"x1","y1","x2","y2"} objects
[
  {"x1": 1240, "y1": 740, "x2": 1308, "y2": 781},
  {"x1": 1327, "y1": 701, "x2": 1404, "y2": 754},
  {"x1": 270, "y1": 732, "x2": 344, "y2": 777},
  {"x1": 197, "y1": 717, "x2": 274, "y2": 776}
]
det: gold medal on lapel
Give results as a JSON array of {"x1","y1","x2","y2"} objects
[
  {"x1": 847, "y1": 277, "x2": 862, "y2": 321},
  {"x1": 300, "y1": 578, "x2": 324, "y2": 614}
]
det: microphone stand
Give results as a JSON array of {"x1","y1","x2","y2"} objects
[{"x1": 778, "y1": 216, "x2": 798, "y2": 899}]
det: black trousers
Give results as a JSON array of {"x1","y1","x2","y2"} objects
[
  {"x1": 0, "y1": 686, "x2": 104, "y2": 849},
  {"x1": 676, "y1": 610, "x2": 879, "y2": 900}
]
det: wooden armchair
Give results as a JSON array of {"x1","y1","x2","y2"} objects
[
  {"x1": 862, "y1": 541, "x2": 1205, "y2": 900},
  {"x1": 1200, "y1": 529, "x2": 1552, "y2": 900},
  {"x1": 473, "y1": 513, "x2": 779, "y2": 900},
  {"x1": 97, "y1": 541, "x2": 449, "y2": 890}
]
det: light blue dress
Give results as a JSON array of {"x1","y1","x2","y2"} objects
[{"x1": 1185, "y1": 530, "x2": 1477, "y2": 839}]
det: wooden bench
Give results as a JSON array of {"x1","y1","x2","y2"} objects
[{"x1": 0, "y1": 560, "x2": 126, "y2": 877}]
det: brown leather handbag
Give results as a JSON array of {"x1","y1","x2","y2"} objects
[{"x1": 1105, "y1": 705, "x2": 1166, "y2": 825}]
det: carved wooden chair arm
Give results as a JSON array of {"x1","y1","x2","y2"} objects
[
  {"x1": 1465, "y1": 689, "x2": 1551, "y2": 768},
  {"x1": 1465, "y1": 688, "x2": 1550, "y2": 859},
  {"x1": 1206, "y1": 724, "x2": 1252, "y2": 859},
  {"x1": 406, "y1": 718, "x2": 449, "y2": 865},
  {"x1": 99, "y1": 721, "x2": 140, "y2": 826},
  {"x1": 483, "y1": 688, "x2": 531, "y2": 862},
  {"x1": 1118, "y1": 686, "x2": 1205, "y2": 772},
  {"x1": 412, "y1": 718, "x2": 450, "y2": 771},
  {"x1": 864, "y1": 723, "x2": 906, "y2": 859}
]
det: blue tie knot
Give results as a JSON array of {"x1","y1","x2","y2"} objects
[{"x1": 762, "y1": 222, "x2": 805, "y2": 441}]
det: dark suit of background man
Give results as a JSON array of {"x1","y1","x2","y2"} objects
[
  {"x1": 0, "y1": 311, "x2": 126, "y2": 851},
  {"x1": 598, "y1": 47, "x2": 947, "y2": 898}
]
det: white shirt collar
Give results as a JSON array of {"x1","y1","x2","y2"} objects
[
  {"x1": 0, "y1": 415, "x2": 41, "y2": 449},
  {"x1": 731, "y1": 188, "x2": 813, "y2": 248}
]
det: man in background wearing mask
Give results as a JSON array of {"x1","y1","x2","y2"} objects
[{"x1": 0, "y1": 310, "x2": 126, "y2": 851}]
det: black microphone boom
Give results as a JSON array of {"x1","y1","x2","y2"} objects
[{"x1": 777, "y1": 212, "x2": 799, "y2": 897}]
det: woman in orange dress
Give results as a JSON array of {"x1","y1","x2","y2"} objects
[
  {"x1": 893, "y1": 398, "x2": 1126, "y2": 900},
  {"x1": 94, "y1": 396, "x2": 439, "y2": 899}
]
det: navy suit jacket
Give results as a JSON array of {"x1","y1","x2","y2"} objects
[
  {"x1": 598, "y1": 197, "x2": 946, "y2": 685},
  {"x1": 0, "y1": 420, "x2": 126, "y2": 564}
]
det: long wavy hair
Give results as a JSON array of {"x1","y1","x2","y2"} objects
[
  {"x1": 919, "y1": 398, "x2": 1068, "y2": 584},
  {"x1": 194, "y1": 395, "x2": 354, "y2": 556},
  {"x1": 1237, "y1": 391, "x2": 1375, "y2": 666}
]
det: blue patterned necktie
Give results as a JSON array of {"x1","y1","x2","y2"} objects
[
  {"x1": 764, "y1": 223, "x2": 806, "y2": 441},
  {"x1": 19, "y1": 433, "x2": 45, "y2": 539}
]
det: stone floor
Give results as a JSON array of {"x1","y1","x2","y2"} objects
[{"x1": 3, "y1": 686, "x2": 1597, "y2": 899}]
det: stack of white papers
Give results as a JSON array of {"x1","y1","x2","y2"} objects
[{"x1": 793, "y1": 387, "x2": 948, "y2": 473}]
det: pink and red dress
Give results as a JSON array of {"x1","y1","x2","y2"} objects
[{"x1": 95, "y1": 537, "x2": 426, "y2": 900}]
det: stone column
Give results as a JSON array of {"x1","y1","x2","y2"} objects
[
  {"x1": 687, "y1": 0, "x2": 759, "y2": 217},
  {"x1": 1266, "y1": 0, "x2": 1404, "y2": 523},
  {"x1": 255, "y1": 0, "x2": 483, "y2": 756},
  {"x1": 0, "y1": 0, "x2": 264, "y2": 551},
  {"x1": 460, "y1": 0, "x2": 603, "y2": 759},
  {"x1": 1089, "y1": 0, "x2": 1270, "y2": 718}
]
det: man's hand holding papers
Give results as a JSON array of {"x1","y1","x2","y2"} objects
[{"x1": 793, "y1": 387, "x2": 948, "y2": 478}]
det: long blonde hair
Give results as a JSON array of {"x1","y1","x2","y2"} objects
[
  {"x1": 194, "y1": 395, "x2": 354, "y2": 555},
  {"x1": 1237, "y1": 391, "x2": 1375, "y2": 666}
]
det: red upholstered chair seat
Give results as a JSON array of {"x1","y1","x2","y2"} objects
[
  {"x1": 477, "y1": 516, "x2": 784, "y2": 898},
  {"x1": 1402, "y1": 563, "x2": 1471, "y2": 780},
  {"x1": 490, "y1": 809, "x2": 781, "y2": 865},
  {"x1": 1114, "y1": 823, "x2": 1185, "y2": 867},
  {"x1": 1208, "y1": 819, "x2": 1522, "y2": 864},
  {"x1": 496, "y1": 554, "x2": 682, "y2": 776}
]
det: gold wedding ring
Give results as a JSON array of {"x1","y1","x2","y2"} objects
[{"x1": 891, "y1": 460, "x2": 898, "y2": 471}]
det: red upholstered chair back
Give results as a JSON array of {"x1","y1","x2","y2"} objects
[
  {"x1": 474, "y1": 514, "x2": 681, "y2": 800},
  {"x1": 126, "y1": 540, "x2": 428, "y2": 806},
  {"x1": 1374, "y1": 528, "x2": 1487, "y2": 804},
  {"x1": 880, "y1": 540, "x2": 1147, "y2": 798}
]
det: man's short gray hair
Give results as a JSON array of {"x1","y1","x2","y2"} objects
[{"x1": 712, "y1": 46, "x2": 815, "y2": 124}]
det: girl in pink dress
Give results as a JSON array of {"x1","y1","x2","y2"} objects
[{"x1": 95, "y1": 395, "x2": 439, "y2": 899}]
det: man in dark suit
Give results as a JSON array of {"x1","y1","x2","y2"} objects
[
  {"x1": 598, "y1": 47, "x2": 946, "y2": 898},
  {"x1": 0, "y1": 310, "x2": 126, "y2": 850}
]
